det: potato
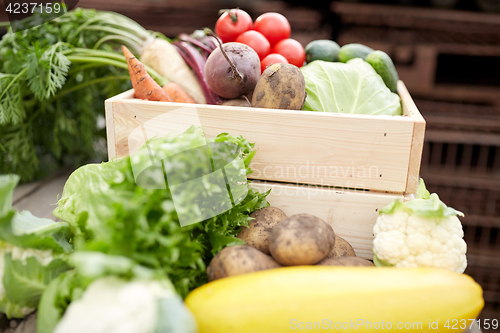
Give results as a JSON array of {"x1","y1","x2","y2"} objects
[
  {"x1": 251, "y1": 63, "x2": 306, "y2": 110},
  {"x1": 206, "y1": 245, "x2": 281, "y2": 281},
  {"x1": 326, "y1": 235, "x2": 356, "y2": 259},
  {"x1": 237, "y1": 207, "x2": 287, "y2": 254},
  {"x1": 317, "y1": 256, "x2": 374, "y2": 267},
  {"x1": 269, "y1": 214, "x2": 335, "y2": 266}
]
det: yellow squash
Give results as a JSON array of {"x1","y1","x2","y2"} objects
[{"x1": 185, "y1": 266, "x2": 483, "y2": 333}]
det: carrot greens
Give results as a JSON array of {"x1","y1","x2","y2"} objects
[{"x1": 0, "y1": 8, "x2": 166, "y2": 181}]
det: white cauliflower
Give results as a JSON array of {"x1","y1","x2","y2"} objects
[{"x1": 373, "y1": 180, "x2": 467, "y2": 273}]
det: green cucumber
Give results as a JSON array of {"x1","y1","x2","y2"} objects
[
  {"x1": 366, "y1": 50, "x2": 399, "y2": 93},
  {"x1": 305, "y1": 40, "x2": 340, "y2": 63},
  {"x1": 338, "y1": 43, "x2": 374, "y2": 63}
]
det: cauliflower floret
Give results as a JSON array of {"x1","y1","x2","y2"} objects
[{"x1": 373, "y1": 209, "x2": 467, "y2": 273}]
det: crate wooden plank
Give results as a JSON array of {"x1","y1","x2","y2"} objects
[
  {"x1": 400, "y1": 81, "x2": 426, "y2": 194},
  {"x1": 249, "y1": 181, "x2": 409, "y2": 260},
  {"x1": 105, "y1": 82, "x2": 422, "y2": 193}
]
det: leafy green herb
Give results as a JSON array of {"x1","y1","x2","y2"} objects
[{"x1": 0, "y1": 8, "x2": 166, "y2": 181}]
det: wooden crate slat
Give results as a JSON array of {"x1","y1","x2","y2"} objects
[{"x1": 399, "y1": 81, "x2": 426, "y2": 194}]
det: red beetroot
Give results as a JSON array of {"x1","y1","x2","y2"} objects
[{"x1": 205, "y1": 42, "x2": 261, "y2": 99}]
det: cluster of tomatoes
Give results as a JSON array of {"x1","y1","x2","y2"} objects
[{"x1": 214, "y1": 9, "x2": 306, "y2": 73}]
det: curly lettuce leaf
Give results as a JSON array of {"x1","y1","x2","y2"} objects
[
  {"x1": 378, "y1": 179, "x2": 464, "y2": 219},
  {"x1": 301, "y1": 59, "x2": 401, "y2": 116}
]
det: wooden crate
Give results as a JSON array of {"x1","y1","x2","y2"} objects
[{"x1": 105, "y1": 81, "x2": 425, "y2": 194}]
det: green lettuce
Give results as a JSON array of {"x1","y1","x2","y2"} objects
[
  {"x1": 3, "y1": 253, "x2": 71, "y2": 308},
  {"x1": 0, "y1": 174, "x2": 73, "y2": 318},
  {"x1": 37, "y1": 270, "x2": 81, "y2": 333},
  {"x1": 53, "y1": 127, "x2": 269, "y2": 297},
  {"x1": 301, "y1": 59, "x2": 402, "y2": 116}
]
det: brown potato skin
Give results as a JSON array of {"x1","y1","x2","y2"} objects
[
  {"x1": 237, "y1": 207, "x2": 287, "y2": 254},
  {"x1": 269, "y1": 214, "x2": 336, "y2": 266},
  {"x1": 317, "y1": 256, "x2": 374, "y2": 267},
  {"x1": 206, "y1": 245, "x2": 281, "y2": 281},
  {"x1": 325, "y1": 235, "x2": 356, "y2": 259},
  {"x1": 251, "y1": 63, "x2": 306, "y2": 110}
]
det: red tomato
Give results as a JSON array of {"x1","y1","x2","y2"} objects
[
  {"x1": 215, "y1": 9, "x2": 253, "y2": 43},
  {"x1": 235, "y1": 30, "x2": 271, "y2": 60},
  {"x1": 260, "y1": 53, "x2": 289, "y2": 73},
  {"x1": 272, "y1": 38, "x2": 306, "y2": 67},
  {"x1": 254, "y1": 12, "x2": 291, "y2": 46}
]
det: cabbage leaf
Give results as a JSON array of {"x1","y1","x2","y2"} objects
[{"x1": 301, "y1": 59, "x2": 402, "y2": 116}]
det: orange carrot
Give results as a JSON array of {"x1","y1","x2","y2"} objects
[
  {"x1": 162, "y1": 82, "x2": 197, "y2": 104},
  {"x1": 121, "y1": 45, "x2": 172, "y2": 102}
]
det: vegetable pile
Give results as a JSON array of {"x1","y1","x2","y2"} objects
[
  {"x1": 0, "y1": 6, "x2": 484, "y2": 332},
  {"x1": 0, "y1": 127, "x2": 269, "y2": 332},
  {"x1": 0, "y1": 6, "x2": 403, "y2": 183}
]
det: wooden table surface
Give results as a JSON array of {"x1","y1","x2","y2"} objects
[{"x1": 2, "y1": 170, "x2": 484, "y2": 333}]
